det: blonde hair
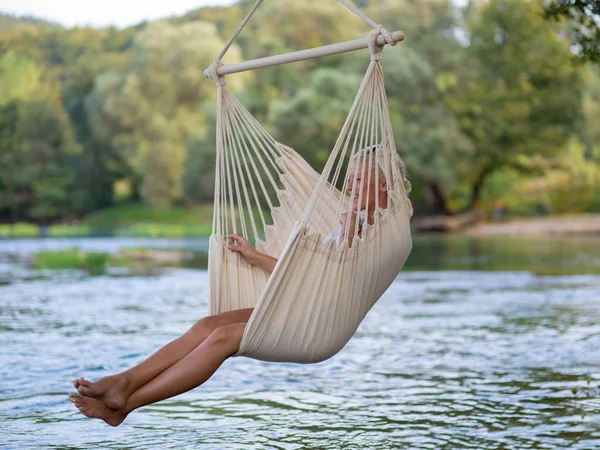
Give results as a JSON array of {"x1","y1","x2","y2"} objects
[{"x1": 350, "y1": 144, "x2": 388, "y2": 181}]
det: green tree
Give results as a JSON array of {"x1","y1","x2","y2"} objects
[
  {"x1": 382, "y1": 47, "x2": 472, "y2": 214},
  {"x1": 0, "y1": 96, "x2": 80, "y2": 221},
  {"x1": 360, "y1": 0, "x2": 473, "y2": 213},
  {"x1": 446, "y1": 0, "x2": 582, "y2": 208},
  {"x1": 85, "y1": 21, "x2": 243, "y2": 209},
  {"x1": 580, "y1": 66, "x2": 600, "y2": 161},
  {"x1": 0, "y1": 13, "x2": 60, "y2": 37},
  {"x1": 63, "y1": 55, "x2": 132, "y2": 213},
  {"x1": 181, "y1": 104, "x2": 217, "y2": 203},
  {"x1": 0, "y1": 50, "x2": 42, "y2": 101},
  {"x1": 544, "y1": 0, "x2": 600, "y2": 62},
  {"x1": 1, "y1": 24, "x2": 137, "y2": 216},
  {"x1": 0, "y1": 51, "x2": 80, "y2": 220},
  {"x1": 365, "y1": 0, "x2": 463, "y2": 73},
  {"x1": 255, "y1": 0, "x2": 365, "y2": 51},
  {"x1": 270, "y1": 68, "x2": 363, "y2": 171}
]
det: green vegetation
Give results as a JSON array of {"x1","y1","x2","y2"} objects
[
  {"x1": 83, "y1": 203, "x2": 214, "y2": 227},
  {"x1": 85, "y1": 203, "x2": 214, "y2": 237},
  {"x1": 35, "y1": 248, "x2": 85, "y2": 269},
  {"x1": 0, "y1": 204, "x2": 217, "y2": 237},
  {"x1": 544, "y1": 0, "x2": 600, "y2": 62},
  {"x1": 0, "y1": 0, "x2": 599, "y2": 226},
  {"x1": 32, "y1": 247, "x2": 198, "y2": 274},
  {"x1": 35, "y1": 248, "x2": 110, "y2": 274},
  {"x1": 46, "y1": 224, "x2": 91, "y2": 237},
  {"x1": 0, "y1": 223, "x2": 38, "y2": 237},
  {"x1": 115, "y1": 223, "x2": 212, "y2": 238}
]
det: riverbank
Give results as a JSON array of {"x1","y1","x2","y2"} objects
[
  {"x1": 0, "y1": 204, "x2": 215, "y2": 238},
  {"x1": 2, "y1": 206, "x2": 599, "y2": 238},
  {"x1": 464, "y1": 214, "x2": 600, "y2": 236}
]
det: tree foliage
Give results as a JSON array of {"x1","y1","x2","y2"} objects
[
  {"x1": 271, "y1": 68, "x2": 363, "y2": 170},
  {"x1": 0, "y1": 0, "x2": 597, "y2": 221},
  {"x1": 84, "y1": 21, "x2": 242, "y2": 209},
  {"x1": 0, "y1": 89, "x2": 80, "y2": 220},
  {"x1": 544, "y1": 0, "x2": 600, "y2": 62},
  {"x1": 381, "y1": 47, "x2": 473, "y2": 214},
  {"x1": 446, "y1": 0, "x2": 581, "y2": 207}
]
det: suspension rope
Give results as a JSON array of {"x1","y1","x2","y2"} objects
[
  {"x1": 217, "y1": 0, "x2": 264, "y2": 62},
  {"x1": 206, "y1": 0, "x2": 264, "y2": 85},
  {"x1": 336, "y1": 0, "x2": 396, "y2": 47},
  {"x1": 206, "y1": 0, "x2": 397, "y2": 86}
]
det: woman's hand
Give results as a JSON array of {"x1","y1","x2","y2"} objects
[
  {"x1": 224, "y1": 234, "x2": 261, "y2": 265},
  {"x1": 224, "y1": 234, "x2": 278, "y2": 274}
]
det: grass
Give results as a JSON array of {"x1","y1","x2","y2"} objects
[
  {"x1": 0, "y1": 223, "x2": 38, "y2": 237},
  {"x1": 115, "y1": 223, "x2": 213, "y2": 238},
  {"x1": 82, "y1": 203, "x2": 216, "y2": 237},
  {"x1": 35, "y1": 248, "x2": 84, "y2": 270},
  {"x1": 47, "y1": 224, "x2": 91, "y2": 237},
  {"x1": 0, "y1": 204, "x2": 218, "y2": 238},
  {"x1": 83, "y1": 203, "x2": 214, "y2": 228},
  {"x1": 34, "y1": 248, "x2": 111, "y2": 274},
  {"x1": 82, "y1": 203, "x2": 271, "y2": 237},
  {"x1": 83, "y1": 252, "x2": 111, "y2": 275},
  {"x1": 32, "y1": 247, "x2": 199, "y2": 275}
]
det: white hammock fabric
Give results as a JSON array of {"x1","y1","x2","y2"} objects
[{"x1": 207, "y1": 8, "x2": 413, "y2": 363}]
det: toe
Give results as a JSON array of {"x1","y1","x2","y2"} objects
[{"x1": 77, "y1": 379, "x2": 92, "y2": 395}]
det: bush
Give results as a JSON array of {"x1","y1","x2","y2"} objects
[
  {"x1": 47, "y1": 224, "x2": 90, "y2": 237},
  {"x1": 0, "y1": 223, "x2": 39, "y2": 237},
  {"x1": 34, "y1": 248, "x2": 108, "y2": 275},
  {"x1": 115, "y1": 223, "x2": 208, "y2": 237},
  {"x1": 35, "y1": 248, "x2": 83, "y2": 270},
  {"x1": 83, "y1": 252, "x2": 109, "y2": 275}
]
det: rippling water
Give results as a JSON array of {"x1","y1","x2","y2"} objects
[{"x1": 1, "y1": 236, "x2": 599, "y2": 449}]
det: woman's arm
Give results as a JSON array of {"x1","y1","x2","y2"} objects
[
  {"x1": 224, "y1": 234, "x2": 278, "y2": 274},
  {"x1": 250, "y1": 252, "x2": 278, "y2": 274}
]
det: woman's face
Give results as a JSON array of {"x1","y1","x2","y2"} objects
[{"x1": 346, "y1": 161, "x2": 383, "y2": 211}]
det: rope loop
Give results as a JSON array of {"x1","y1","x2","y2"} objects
[
  {"x1": 368, "y1": 25, "x2": 396, "y2": 62},
  {"x1": 378, "y1": 24, "x2": 396, "y2": 47},
  {"x1": 206, "y1": 59, "x2": 227, "y2": 87},
  {"x1": 368, "y1": 29, "x2": 383, "y2": 62}
]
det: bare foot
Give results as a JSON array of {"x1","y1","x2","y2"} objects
[
  {"x1": 69, "y1": 393, "x2": 127, "y2": 427},
  {"x1": 76, "y1": 375, "x2": 131, "y2": 410}
]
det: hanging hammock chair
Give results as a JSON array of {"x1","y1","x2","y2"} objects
[{"x1": 205, "y1": 0, "x2": 413, "y2": 364}]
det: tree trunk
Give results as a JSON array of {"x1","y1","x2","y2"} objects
[
  {"x1": 428, "y1": 182, "x2": 450, "y2": 215},
  {"x1": 470, "y1": 168, "x2": 490, "y2": 209}
]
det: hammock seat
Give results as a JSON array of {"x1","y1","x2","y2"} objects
[{"x1": 206, "y1": 1, "x2": 413, "y2": 363}]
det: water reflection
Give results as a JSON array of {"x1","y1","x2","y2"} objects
[{"x1": 408, "y1": 235, "x2": 600, "y2": 275}]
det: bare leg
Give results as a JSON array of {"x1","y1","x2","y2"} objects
[
  {"x1": 75, "y1": 308, "x2": 253, "y2": 409},
  {"x1": 71, "y1": 323, "x2": 245, "y2": 427}
]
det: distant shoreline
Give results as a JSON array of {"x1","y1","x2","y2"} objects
[
  {"x1": 2, "y1": 213, "x2": 599, "y2": 239},
  {"x1": 463, "y1": 214, "x2": 600, "y2": 236}
]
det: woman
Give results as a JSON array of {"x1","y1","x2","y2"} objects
[{"x1": 70, "y1": 148, "x2": 389, "y2": 426}]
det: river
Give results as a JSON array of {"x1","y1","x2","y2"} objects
[{"x1": 1, "y1": 235, "x2": 599, "y2": 449}]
